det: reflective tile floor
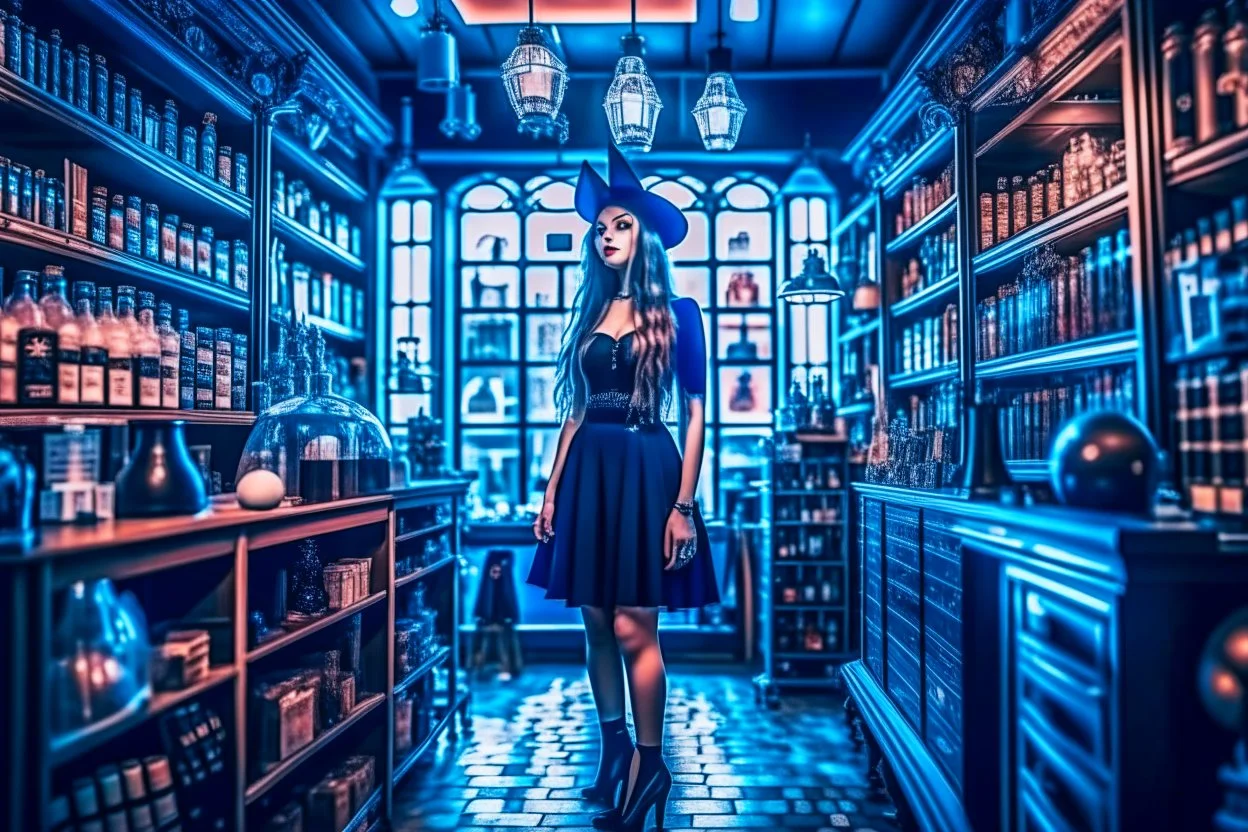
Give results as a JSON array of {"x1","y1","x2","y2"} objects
[{"x1": 393, "y1": 665, "x2": 901, "y2": 831}]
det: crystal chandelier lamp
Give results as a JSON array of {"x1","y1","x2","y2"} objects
[
  {"x1": 603, "y1": 0, "x2": 663, "y2": 153},
  {"x1": 501, "y1": 0, "x2": 568, "y2": 137}
]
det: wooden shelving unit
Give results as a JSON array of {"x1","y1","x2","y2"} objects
[
  {"x1": 755, "y1": 433, "x2": 852, "y2": 707},
  {"x1": 0, "y1": 482, "x2": 472, "y2": 831}
]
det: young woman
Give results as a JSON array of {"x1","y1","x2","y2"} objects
[{"x1": 528, "y1": 146, "x2": 719, "y2": 832}]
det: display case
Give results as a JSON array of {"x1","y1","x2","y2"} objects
[{"x1": 831, "y1": 193, "x2": 882, "y2": 467}]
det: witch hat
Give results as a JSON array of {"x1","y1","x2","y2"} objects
[{"x1": 574, "y1": 145, "x2": 689, "y2": 249}]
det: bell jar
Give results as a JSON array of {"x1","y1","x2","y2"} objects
[{"x1": 238, "y1": 323, "x2": 393, "y2": 503}]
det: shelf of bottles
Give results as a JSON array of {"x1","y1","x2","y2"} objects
[
  {"x1": 0, "y1": 3, "x2": 259, "y2": 420},
  {"x1": 871, "y1": 128, "x2": 961, "y2": 489},
  {"x1": 269, "y1": 134, "x2": 373, "y2": 411},
  {"x1": 1158, "y1": 0, "x2": 1248, "y2": 520},
  {"x1": 832, "y1": 195, "x2": 880, "y2": 465},
  {"x1": 960, "y1": 13, "x2": 1139, "y2": 477},
  {"x1": 765, "y1": 431, "x2": 852, "y2": 689}
]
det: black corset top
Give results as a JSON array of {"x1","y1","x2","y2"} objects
[{"x1": 583, "y1": 331, "x2": 638, "y2": 419}]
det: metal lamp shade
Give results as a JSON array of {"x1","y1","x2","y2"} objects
[
  {"x1": 779, "y1": 249, "x2": 845, "y2": 305},
  {"x1": 417, "y1": 26, "x2": 459, "y2": 92},
  {"x1": 604, "y1": 55, "x2": 663, "y2": 152},
  {"x1": 692, "y1": 72, "x2": 747, "y2": 151},
  {"x1": 501, "y1": 27, "x2": 568, "y2": 134}
]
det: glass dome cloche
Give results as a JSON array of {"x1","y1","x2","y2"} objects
[{"x1": 238, "y1": 321, "x2": 393, "y2": 504}]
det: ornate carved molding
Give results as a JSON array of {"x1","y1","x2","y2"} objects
[
  {"x1": 979, "y1": 0, "x2": 1124, "y2": 108},
  {"x1": 918, "y1": 16, "x2": 1005, "y2": 116}
]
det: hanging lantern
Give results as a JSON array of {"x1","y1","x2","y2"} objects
[
  {"x1": 417, "y1": 0, "x2": 459, "y2": 92},
  {"x1": 692, "y1": 51, "x2": 746, "y2": 150},
  {"x1": 604, "y1": 32, "x2": 662, "y2": 153},
  {"x1": 693, "y1": 3, "x2": 746, "y2": 151},
  {"x1": 501, "y1": 25, "x2": 568, "y2": 135},
  {"x1": 779, "y1": 249, "x2": 845, "y2": 305}
]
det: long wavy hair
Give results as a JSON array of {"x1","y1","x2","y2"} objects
[{"x1": 554, "y1": 219, "x2": 677, "y2": 422}]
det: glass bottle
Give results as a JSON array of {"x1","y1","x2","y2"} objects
[
  {"x1": 99, "y1": 287, "x2": 132, "y2": 408},
  {"x1": 2, "y1": 14, "x2": 16, "y2": 76},
  {"x1": 216, "y1": 145, "x2": 232, "y2": 189},
  {"x1": 110, "y1": 73, "x2": 126, "y2": 132},
  {"x1": 92, "y1": 55, "x2": 108, "y2": 120},
  {"x1": 16, "y1": 271, "x2": 55, "y2": 406},
  {"x1": 180, "y1": 125, "x2": 197, "y2": 170},
  {"x1": 142, "y1": 203, "x2": 159, "y2": 261},
  {"x1": 994, "y1": 176, "x2": 1010, "y2": 243},
  {"x1": 74, "y1": 46, "x2": 91, "y2": 112},
  {"x1": 134, "y1": 291, "x2": 161, "y2": 408},
  {"x1": 178, "y1": 222, "x2": 194, "y2": 272},
  {"x1": 1, "y1": 272, "x2": 40, "y2": 405},
  {"x1": 124, "y1": 196, "x2": 142, "y2": 257},
  {"x1": 161, "y1": 100, "x2": 178, "y2": 159},
  {"x1": 127, "y1": 86, "x2": 142, "y2": 139},
  {"x1": 60, "y1": 38, "x2": 75, "y2": 105},
  {"x1": 49, "y1": 30, "x2": 62, "y2": 99},
  {"x1": 143, "y1": 104, "x2": 159, "y2": 148},
  {"x1": 107, "y1": 194, "x2": 124, "y2": 250},
  {"x1": 90, "y1": 186, "x2": 112, "y2": 245},
  {"x1": 36, "y1": 36, "x2": 48, "y2": 91},
  {"x1": 160, "y1": 214, "x2": 178, "y2": 267},
  {"x1": 196, "y1": 226, "x2": 214, "y2": 279},
  {"x1": 233, "y1": 240, "x2": 249, "y2": 293},
  {"x1": 21, "y1": 23, "x2": 33, "y2": 84},
  {"x1": 40, "y1": 267, "x2": 80, "y2": 406},
  {"x1": 177, "y1": 308, "x2": 194, "y2": 410},
  {"x1": 213, "y1": 239, "x2": 230, "y2": 286},
  {"x1": 73, "y1": 282, "x2": 106, "y2": 406},
  {"x1": 200, "y1": 113, "x2": 218, "y2": 179},
  {"x1": 156, "y1": 302, "x2": 179, "y2": 409}
]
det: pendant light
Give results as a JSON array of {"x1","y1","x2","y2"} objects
[
  {"x1": 417, "y1": 0, "x2": 459, "y2": 92},
  {"x1": 603, "y1": 0, "x2": 663, "y2": 153},
  {"x1": 440, "y1": 83, "x2": 481, "y2": 141},
  {"x1": 501, "y1": 0, "x2": 568, "y2": 136},
  {"x1": 779, "y1": 249, "x2": 845, "y2": 305},
  {"x1": 692, "y1": 0, "x2": 747, "y2": 151}
]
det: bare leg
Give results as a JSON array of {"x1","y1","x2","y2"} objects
[
  {"x1": 614, "y1": 606, "x2": 666, "y2": 809},
  {"x1": 582, "y1": 606, "x2": 630, "y2": 798}
]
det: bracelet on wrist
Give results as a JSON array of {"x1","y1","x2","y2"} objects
[{"x1": 673, "y1": 500, "x2": 695, "y2": 517}]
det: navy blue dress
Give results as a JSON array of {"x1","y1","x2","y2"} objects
[{"x1": 527, "y1": 297, "x2": 720, "y2": 610}]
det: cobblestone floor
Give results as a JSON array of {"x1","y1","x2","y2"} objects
[{"x1": 393, "y1": 665, "x2": 900, "y2": 831}]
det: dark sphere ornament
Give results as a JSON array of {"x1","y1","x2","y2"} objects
[
  {"x1": 1048, "y1": 410, "x2": 1160, "y2": 515},
  {"x1": 1198, "y1": 607, "x2": 1248, "y2": 737}
]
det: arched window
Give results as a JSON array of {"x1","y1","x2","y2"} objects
[{"x1": 448, "y1": 167, "x2": 782, "y2": 521}]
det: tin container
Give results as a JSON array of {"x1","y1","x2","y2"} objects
[{"x1": 196, "y1": 226, "x2": 213, "y2": 279}]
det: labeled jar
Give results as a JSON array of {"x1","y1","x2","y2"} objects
[
  {"x1": 160, "y1": 214, "x2": 178, "y2": 267},
  {"x1": 90, "y1": 186, "x2": 108, "y2": 245},
  {"x1": 108, "y1": 194, "x2": 125, "y2": 250},
  {"x1": 216, "y1": 145, "x2": 232, "y2": 189},
  {"x1": 111, "y1": 73, "x2": 127, "y2": 131},
  {"x1": 143, "y1": 203, "x2": 159, "y2": 260},
  {"x1": 124, "y1": 195, "x2": 142, "y2": 256},
  {"x1": 196, "y1": 226, "x2": 214, "y2": 279},
  {"x1": 232, "y1": 240, "x2": 249, "y2": 293},
  {"x1": 178, "y1": 222, "x2": 195, "y2": 272}
]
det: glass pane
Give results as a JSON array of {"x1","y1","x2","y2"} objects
[
  {"x1": 563, "y1": 265, "x2": 582, "y2": 308},
  {"x1": 716, "y1": 211, "x2": 772, "y2": 261},
  {"x1": 726, "y1": 182, "x2": 772, "y2": 210},
  {"x1": 673, "y1": 267, "x2": 711, "y2": 307},
  {"x1": 412, "y1": 245, "x2": 432, "y2": 303},
  {"x1": 463, "y1": 266, "x2": 520, "y2": 308},
  {"x1": 809, "y1": 198, "x2": 829, "y2": 242},
  {"x1": 390, "y1": 305, "x2": 411, "y2": 343},
  {"x1": 789, "y1": 197, "x2": 808, "y2": 242},
  {"x1": 531, "y1": 180, "x2": 576, "y2": 210},
  {"x1": 390, "y1": 244, "x2": 412, "y2": 304},
  {"x1": 720, "y1": 427, "x2": 770, "y2": 506},
  {"x1": 806, "y1": 304, "x2": 830, "y2": 366},
  {"x1": 412, "y1": 306, "x2": 431, "y2": 361},
  {"x1": 790, "y1": 242, "x2": 830, "y2": 279},
  {"x1": 527, "y1": 366, "x2": 559, "y2": 422},
  {"x1": 669, "y1": 212, "x2": 710, "y2": 263},
  {"x1": 717, "y1": 313, "x2": 773, "y2": 360},
  {"x1": 390, "y1": 392, "x2": 433, "y2": 427},
  {"x1": 526, "y1": 266, "x2": 560, "y2": 308},
  {"x1": 527, "y1": 314, "x2": 567, "y2": 362},
  {"x1": 461, "y1": 367, "x2": 520, "y2": 424},
  {"x1": 719, "y1": 365, "x2": 773, "y2": 425},
  {"x1": 390, "y1": 200, "x2": 412, "y2": 244},
  {"x1": 461, "y1": 428, "x2": 522, "y2": 518},
  {"x1": 463, "y1": 313, "x2": 520, "y2": 361},
  {"x1": 461, "y1": 212, "x2": 521, "y2": 261},
  {"x1": 649, "y1": 179, "x2": 699, "y2": 209},
  {"x1": 526, "y1": 212, "x2": 589, "y2": 262},
  {"x1": 527, "y1": 428, "x2": 561, "y2": 508},
  {"x1": 413, "y1": 199, "x2": 433, "y2": 242},
  {"x1": 717, "y1": 266, "x2": 772, "y2": 308},
  {"x1": 789, "y1": 305, "x2": 809, "y2": 365},
  {"x1": 462, "y1": 183, "x2": 514, "y2": 211}
]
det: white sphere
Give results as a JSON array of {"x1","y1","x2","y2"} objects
[{"x1": 236, "y1": 470, "x2": 285, "y2": 511}]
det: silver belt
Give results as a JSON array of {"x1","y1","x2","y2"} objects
[{"x1": 587, "y1": 391, "x2": 630, "y2": 409}]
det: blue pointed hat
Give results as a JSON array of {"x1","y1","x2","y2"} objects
[{"x1": 575, "y1": 145, "x2": 689, "y2": 249}]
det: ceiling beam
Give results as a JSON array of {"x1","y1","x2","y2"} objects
[
  {"x1": 376, "y1": 67, "x2": 887, "y2": 80},
  {"x1": 829, "y1": 0, "x2": 863, "y2": 64},
  {"x1": 410, "y1": 147, "x2": 836, "y2": 165},
  {"x1": 764, "y1": 0, "x2": 778, "y2": 67}
]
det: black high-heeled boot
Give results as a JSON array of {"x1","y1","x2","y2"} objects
[
  {"x1": 591, "y1": 745, "x2": 671, "y2": 832},
  {"x1": 582, "y1": 717, "x2": 632, "y2": 803}
]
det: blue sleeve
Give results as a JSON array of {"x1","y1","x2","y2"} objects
[{"x1": 673, "y1": 298, "x2": 707, "y2": 396}]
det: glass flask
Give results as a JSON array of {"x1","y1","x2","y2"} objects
[
  {"x1": 49, "y1": 579, "x2": 151, "y2": 736},
  {"x1": 237, "y1": 321, "x2": 392, "y2": 503}
]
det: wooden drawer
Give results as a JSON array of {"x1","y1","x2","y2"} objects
[
  {"x1": 1016, "y1": 580, "x2": 1109, "y2": 680},
  {"x1": 1018, "y1": 633, "x2": 1109, "y2": 765},
  {"x1": 1018, "y1": 711, "x2": 1110, "y2": 832}
]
